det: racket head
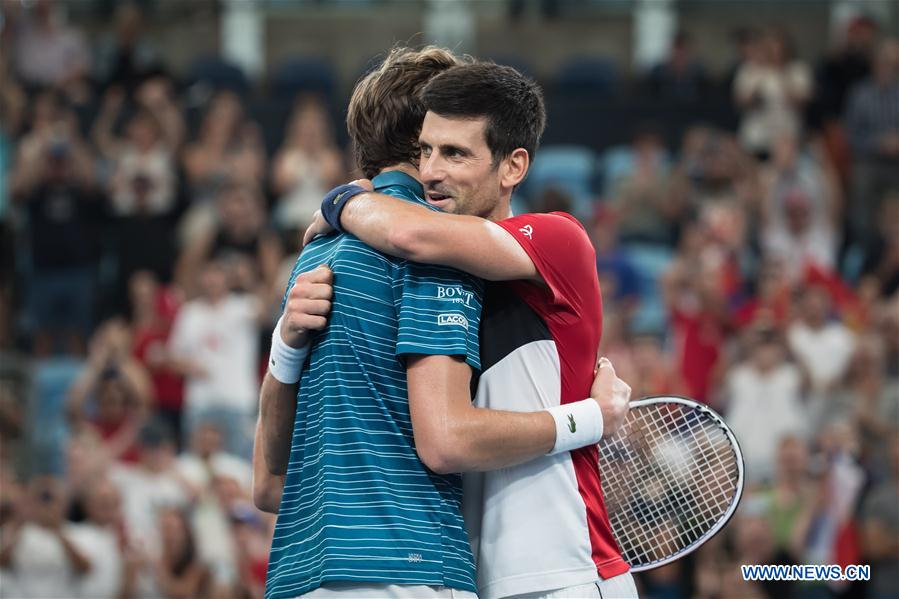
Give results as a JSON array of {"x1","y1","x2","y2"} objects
[{"x1": 598, "y1": 395, "x2": 745, "y2": 572}]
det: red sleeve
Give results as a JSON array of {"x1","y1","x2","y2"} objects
[{"x1": 495, "y1": 212, "x2": 598, "y2": 311}]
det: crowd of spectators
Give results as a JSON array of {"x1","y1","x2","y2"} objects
[{"x1": 0, "y1": 2, "x2": 897, "y2": 598}]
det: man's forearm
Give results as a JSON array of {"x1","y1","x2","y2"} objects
[
  {"x1": 252, "y1": 417, "x2": 285, "y2": 512},
  {"x1": 434, "y1": 407, "x2": 557, "y2": 473},
  {"x1": 259, "y1": 372, "x2": 298, "y2": 475},
  {"x1": 341, "y1": 192, "x2": 434, "y2": 260}
]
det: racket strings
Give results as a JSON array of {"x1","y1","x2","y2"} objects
[{"x1": 599, "y1": 403, "x2": 740, "y2": 569}]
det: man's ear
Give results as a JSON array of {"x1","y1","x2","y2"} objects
[{"x1": 500, "y1": 148, "x2": 530, "y2": 190}]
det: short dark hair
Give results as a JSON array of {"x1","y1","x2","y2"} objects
[
  {"x1": 347, "y1": 47, "x2": 463, "y2": 178},
  {"x1": 419, "y1": 62, "x2": 546, "y2": 165}
]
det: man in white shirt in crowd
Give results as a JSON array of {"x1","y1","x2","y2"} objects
[
  {"x1": 169, "y1": 258, "x2": 262, "y2": 457},
  {"x1": 0, "y1": 476, "x2": 91, "y2": 598},
  {"x1": 69, "y1": 476, "x2": 133, "y2": 599}
]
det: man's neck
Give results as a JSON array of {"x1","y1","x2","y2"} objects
[
  {"x1": 485, "y1": 199, "x2": 514, "y2": 223},
  {"x1": 378, "y1": 163, "x2": 420, "y2": 181}
]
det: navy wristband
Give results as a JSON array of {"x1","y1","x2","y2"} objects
[{"x1": 321, "y1": 183, "x2": 367, "y2": 233}]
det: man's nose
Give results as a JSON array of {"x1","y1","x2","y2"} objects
[{"x1": 419, "y1": 153, "x2": 444, "y2": 184}]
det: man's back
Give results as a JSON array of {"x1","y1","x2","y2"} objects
[{"x1": 266, "y1": 171, "x2": 483, "y2": 599}]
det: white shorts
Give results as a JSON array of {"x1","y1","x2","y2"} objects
[
  {"x1": 297, "y1": 582, "x2": 479, "y2": 598},
  {"x1": 503, "y1": 572, "x2": 639, "y2": 599}
]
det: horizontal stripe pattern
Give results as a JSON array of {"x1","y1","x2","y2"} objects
[{"x1": 265, "y1": 176, "x2": 483, "y2": 599}]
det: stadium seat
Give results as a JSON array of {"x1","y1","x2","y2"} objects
[
  {"x1": 555, "y1": 57, "x2": 621, "y2": 96},
  {"x1": 270, "y1": 58, "x2": 336, "y2": 102},
  {"x1": 522, "y1": 144, "x2": 598, "y2": 220},
  {"x1": 28, "y1": 357, "x2": 84, "y2": 476},
  {"x1": 622, "y1": 242, "x2": 674, "y2": 335},
  {"x1": 186, "y1": 57, "x2": 250, "y2": 94}
]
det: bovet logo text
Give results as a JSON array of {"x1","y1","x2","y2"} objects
[
  {"x1": 437, "y1": 313, "x2": 469, "y2": 327},
  {"x1": 436, "y1": 286, "x2": 475, "y2": 307}
]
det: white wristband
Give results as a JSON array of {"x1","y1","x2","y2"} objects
[
  {"x1": 546, "y1": 398, "x2": 604, "y2": 455},
  {"x1": 268, "y1": 315, "x2": 310, "y2": 385}
]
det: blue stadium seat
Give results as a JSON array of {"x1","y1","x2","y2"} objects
[
  {"x1": 29, "y1": 357, "x2": 84, "y2": 476},
  {"x1": 555, "y1": 57, "x2": 621, "y2": 95},
  {"x1": 271, "y1": 58, "x2": 336, "y2": 102},
  {"x1": 621, "y1": 242, "x2": 674, "y2": 335},
  {"x1": 186, "y1": 57, "x2": 250, "y2": 94},
  {"x1": 523, "y1": 144, "x2": 598, "y2": 220}
]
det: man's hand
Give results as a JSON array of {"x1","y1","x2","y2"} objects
[
  {"x1": 280, "y1": 265, "x2": 334, "y2": 347},
  {"x1": 302, "y1": 210, "x2": 332, "y2": 247},
  {"x1": 591, "y1": 357, "x2": 631, "y2": 438},
  {"x1": 302, "y1": 178, "x2": 374, "y2": 247}
]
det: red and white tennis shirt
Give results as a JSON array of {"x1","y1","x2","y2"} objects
[{"x1": 463, "y1": 212, "x2": 630, "y2": 599}]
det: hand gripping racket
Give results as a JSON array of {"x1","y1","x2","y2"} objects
[{"x1": 598, "y1": 396, "x2": 744, "y2": 572}]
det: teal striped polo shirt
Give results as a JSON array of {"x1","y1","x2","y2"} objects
[{"x1": 265, "y1": 171, "x2": 483, "y2": 598}]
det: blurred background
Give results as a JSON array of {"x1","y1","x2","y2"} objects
[{"x1": 0, "y1": 0, "x2": 897, "y2": 598}]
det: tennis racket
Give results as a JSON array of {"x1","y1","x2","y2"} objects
[{"x1": 598, "y1": 395, "x2": 744, "y2": 572}]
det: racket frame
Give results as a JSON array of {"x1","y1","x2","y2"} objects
[{"x1": 599, "y1": 395, "x2": 745, "y2": 572}]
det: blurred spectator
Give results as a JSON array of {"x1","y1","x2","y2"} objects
[
  {"x1": 10, "y1": 90, "x2": 94, "y2": 199},
  {"x1": 154, "y1": 507, "x2": 211, "y2": 599},
  {"x1": 817, "y1": 15, "x2": 878, "y2": 122},
  {"x1": 609, "y1": 128, "x2": 677, "y2": 245},
  {"x1": 0, "y1": 61, "x2": 26, "y2": 220},
  {"x1": 628, "y1": 334, "x2": 685, "y2": 399},
  {"x1": 668, "y1": 126, "x2": 758, "y2": 216},
  {"x1": 661, "y1": 227, "x2": 731, "y2": 404},
  {"x1": 107, "y1": 419, "x2": 189, "y2": 570},
  {"x1": 834, "y1": 335, "x2": 899, "y2": 469},
  {"x1": 723, "y1": 27, "x2": 760, "y2": 95},
  {"x1": 231, "y1": 506, "x2": 271, "y2": 599},
  {"x1": 14, "y1": 99, "x2": 102, "y2": 356},
  {"x1": 732, "y1": 258, "x2": 793, "y2": 331},
  {"x1": 793, "y1": 422, "x2": 865, "y2": 579},
  {"x1": 181, "y1": 91, "x2": 266, "y2": 241},
  {"x1": 724, "y1": 326, "x2": 805, "y2": 485},
  {"x1": 759, "y1": 436, "x2": 809, "y2": 557},
  {"x1": 646, "y1": 31, "x2": 710, "y2": 103},
  {"x1": 732, "y1": 501, "x2": 797, "y2": 598},
  {"x1": 882, "y1": 297, "x2": 899, "y2": 381},
  {"x1": 69, "y1": 476, "x2": 135, "y2": 599},
  {"x1": 103, "y1": 171, "x2": 179, "y2": 315},
  {"x1": 8, "y1": 0, "x2": 90, "y2": 94},
  {"x1": 787, "y1": 284, "x2": 855, "y2": 399},
  {"x1": 271, "y1": 96, "x2": 344, "y2": 231},
  {"x1": 168, "y1": 259, "x2": 262, "y2": 457},
  {"x1": 129, "y1": 272, "x2": 184, "y2": 442},
  {"x1": 93, "y1": 87, "x2": 177, "y2": 217},
  {"x1": 67, "y1": 319, "x2": 152, "y2": 464},
  {"x1": 177, "y1": 420, "x2": 251, "y2": 497},
  {"x1": 93, "y1": 3, "x2": 161, "y2": 93},
  {"x1": 859, "y1": 191, "x2": 899, "y2": 297},
  {"x1": 532, "y1": 186, "x2": 574, "y2": 215},
  {"x1": 759, "y1": 133, "x2": 841, "y2": 281},
  {"x1": 733, "y1": 28, "x2": 813, "y2": 159},
  {"x1": 845, "y1": 38, "x2": 899, "y2": 246},
  {"x1": 0, "y1": 476, "x2": 91, "y2": 598},
  {"x1": 590, "y1": 206, "x2": 640, "y2": 317},
  {"x1": 176, "y1": 181, "x2": 281, "y2": 298},
  {"x1": 860, "y1": 433, "x2": 899, "y2": 599}
]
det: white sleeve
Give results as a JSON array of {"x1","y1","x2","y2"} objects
[{"x1": 168, "y1": 307, "x2": 193, "y2": 358}]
